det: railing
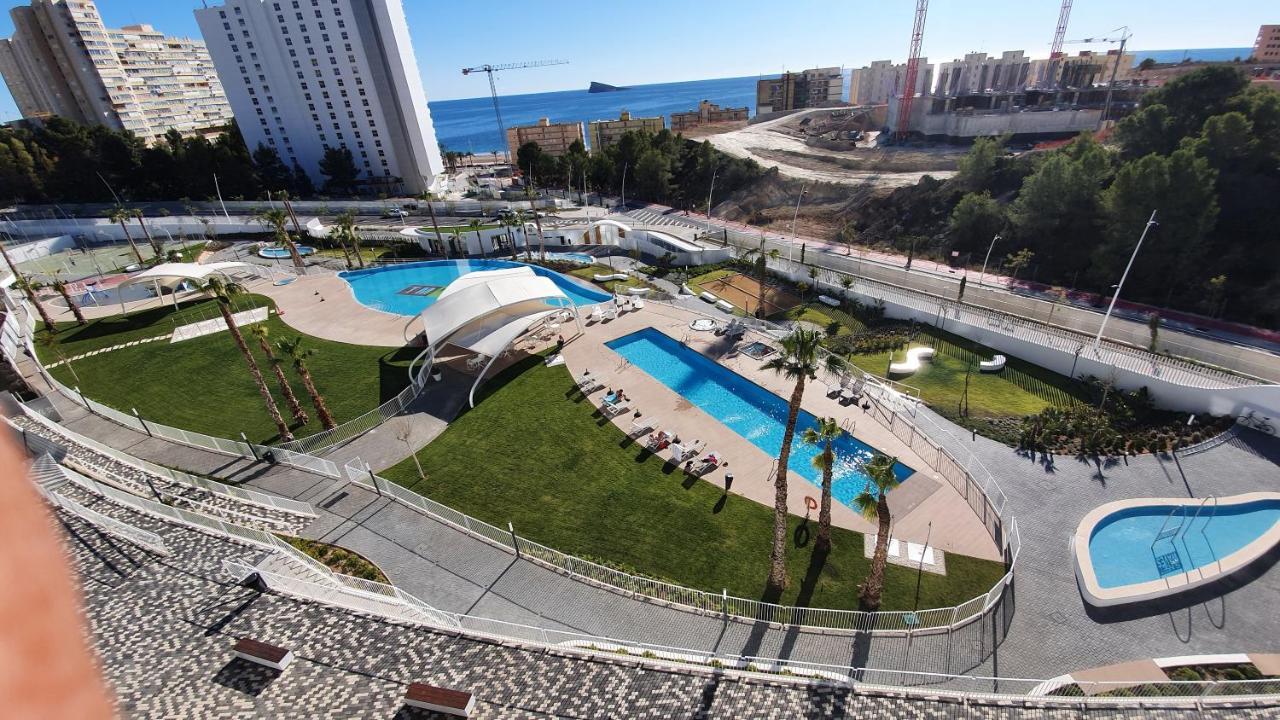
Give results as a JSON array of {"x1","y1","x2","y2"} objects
[
  {"x1": 31, "y1": 456, "x2": 170, "y2": 556},
  {"x1": 756, "y1": 253, "x2": 1258, "y2": 390},
  {"x1": 343, "y1": 458, "x2": 1017, "y2": 636},
  {"x1": 271, "y1": 377, "x2": 424, "y2": 456},
  {"x1": 10, "y1": 404, "x2": 316, "y2": 517}
]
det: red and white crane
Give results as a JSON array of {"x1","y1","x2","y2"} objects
[{"x1": 894, "y1": 0, "x2": 929, "y2": 141}]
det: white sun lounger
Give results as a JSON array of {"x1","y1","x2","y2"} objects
[
  {"x1": 979, "y1": 354, "x2": 1007, "y2": 373},
  {"x1": 631, "y1": 297, "x2": 645, "y2": 311},
  {"x1": 577, "y1": 374, "x2": 602, "y2": 393},
  {"x1": 629, "y1": 416, "x2": 656, "y2": 436},
  {"x1": 602, "y1": 400, "x2": 630, "y2": 418},
  {"x1": 668, "y1": 440, "x2": 704, "y2": 463}
]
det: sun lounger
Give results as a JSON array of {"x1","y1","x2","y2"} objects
[
  {"x1": 589, "y1": 306, "x2": 605, "y2": 322},
  {"x1": 668, "y1": 440, "x2": 704, "y2": 464},
  {"x1": 629, "y1": 416, "x2": 656, "y2": 436},
  {"x1": 979, "y1": 354, "x2": 1007, "y2": 373},
  {"x1": 602, "y1": 399, "x2": 630, "y2": 418},
  {"x1": 576, "y1": 374, "x2": 602, "y2": 393},
  {"x1": 646, "y1": 431, "x2": 671, "y2": 451},
  {"x1": 601, "y1": 306, "x2": 618, "y2": 321},
  {"x1": 631, "y1": 297, "x2": 645, "y2": 311}
]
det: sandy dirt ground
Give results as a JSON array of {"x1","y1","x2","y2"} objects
[
  {"x1": 701, "y1": 273, "x2": 800, "y2": 316},
  {"x1": 708, "y1": 108, "x2": 958, "y2": 188}
]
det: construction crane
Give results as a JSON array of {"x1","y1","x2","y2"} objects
[
  {"x1": 1063, "y1": 27, "x2": 1132, "y2": 130},
  {"x1": 461, "y1": 60, "x2": 569, "y2": 163},
  {"x1": 1044, "y1": 0, "x2": 1074, "y2": 89},
  {"x1": 894, "y1": 0, "x2": 929, "y2": 142}
]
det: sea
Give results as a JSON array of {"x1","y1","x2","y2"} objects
[{"x1": 426, "y1": 48, "x2": 1255, "y2": 154}]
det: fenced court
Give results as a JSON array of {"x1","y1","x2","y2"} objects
[{"x1": 699, "y1": 272, "x2": 801, "y2": 316}]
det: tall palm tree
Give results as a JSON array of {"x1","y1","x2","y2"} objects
[
  {"x1": 277, "y1": 336, "x2": 336, "y2": 430},
  {"x1": 109, "y1": 206, "x2": 145, "y2": 265},
  {"x1": 326, "y1": 222, "x2": 354, "y2": 269},
  {"x1": 15, "y1": 277, "x2": 56, "y2": 332},
  {"x1": 424, "y1": 197, "x2": 448, "y2": 259},
  {"x1": 250, "y1": 324, "x2": 308, "y2": 425},
  {"x1": 255, "y1": 208, "x2": 305, "y2": 272},
  {"x1": 742, "y1": 246, "x2": 781, "y2": 318},
  {"x1": 801, "y1": 416, "x2": 841, "y2": 552},
  {"x1": 50, "y1": 273, "x2": 86, "y2": 325},
  {"x1": 854, "y1": 453, "x2": 903, "y2": 611},
  {"x1": 198, "y1": 276, "x2": 294, "y2": 442},
  {"x1": 469, "y1": 219, "x2": 486, "y2": 258},
  {"x1": 761, "y1": 329, "x2": 844, "y2": 593},
  {"x1": 133, "y1": 209, "x2": 161, "y2": 258},
  {"x1": 333, "y1": 212, "x2": 363, "y2": 268},
  {"x1": 515, "y1": 210, "x2": 533, "y2": 262}
]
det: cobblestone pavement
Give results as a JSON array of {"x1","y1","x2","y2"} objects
[{"x1": 54, "y1": 491, "x2": 1280, "y2": 718}]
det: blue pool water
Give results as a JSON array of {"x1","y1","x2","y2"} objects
[
  {"x1": 259, "y1": 245, "x2": 316, "y2": 258},
  {"x1": 546, "y1": 252, "x2": 596, "y2": 265},
  {"x1": 606, "y1": 328, "x2": 914, "y2": 506},
  {"x1": 339, "y1": 259, "x2": 611, "y2": 316},
  {"x1": 1088, "y1": 500, "x2": 1280, "y2": 588}
]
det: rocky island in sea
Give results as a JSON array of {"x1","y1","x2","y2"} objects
[{"x1": 588, "y1": 81, "x2": 627, "y2": 93}]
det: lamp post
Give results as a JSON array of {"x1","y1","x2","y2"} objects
[
  {"x1": 788, "y1": 185, "x2": 808, "y2": 262},
  {"x1": 619, "y1": 161, "x2": 629, "y2": 212},
  {"x1": 705, "y1": 165, "x2": 720, "y2": 240},
  {"x1": 978, "y1": 233, "x2": 1000, "y2": 287},
  {"x1": 1093, "y1": 209, "x2": 1158, "y2": 352}
]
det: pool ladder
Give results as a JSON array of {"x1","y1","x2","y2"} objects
[{"x1": 1149, "y1": 497, "x2": 1219, "y2": 582}]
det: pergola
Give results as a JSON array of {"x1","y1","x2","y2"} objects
[{"x1": 417, "y1": 267, "x2": 583, "y2": 407}]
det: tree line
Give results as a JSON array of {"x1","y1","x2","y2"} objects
[
  {"x1": 0, "y1": 117, "x2": 367, "y2": 204},
  {"x1": 866, "y1": 66, "x2": 1280, "y2": 327},
  {"x1": 515, "y1": 129, "x2": 763, "y2": 211}
]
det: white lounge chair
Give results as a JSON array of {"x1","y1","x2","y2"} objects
[
  {"x1": 979, "y1": 354, "x2": 1007, "y2": 373},
  {"x1": 699, "y1": 291, "x2": 718, "y2": 303},
  {"x1": 668, "y1": 440, "x2": 704, "y2": 464},
  {"x1": 588, "y1": 306, "x2": 605, "y2": 322},
  {"x1": 601, "y1": 306, "x2": 618, "y2": 321},
  {"x1": 715, "y1": 299, "x2": 734, "y2": 312},
  {"x1": 602, "y1": 400, "x2": 630, "y2": 418},
  {"x1": 629, "y1": 416, "x2": 656, "y2": 436},
  {"x1": 577, "y1": 374, "x2": 602, "y2": 394},
  {"x1": 631, "y1": 297, "x2": 646, "y2": 311}
]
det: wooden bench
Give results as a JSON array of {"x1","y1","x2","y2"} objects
[
  {"x1": 405, "y1": 682, "x2": 475, "y2": 717},
  {"x1": 232, "y1": 638, "x2": 293, "y2": 672}
]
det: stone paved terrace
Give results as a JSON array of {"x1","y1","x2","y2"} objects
[{"x1": 50, "y1": 485, "x2": 1280, "y2": 718}]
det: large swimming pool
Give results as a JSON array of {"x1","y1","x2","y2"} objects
[
  {"x1": 1087, "y1": 500, "x2": 1280, "y2": 588},
  {"x1": 607, "y1": 328, "x2": 914, "y2": 507},
  {"x1": 339, "y1": 259, "x2": 612, "y2": 316}
]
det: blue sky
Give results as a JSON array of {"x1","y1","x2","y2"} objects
[{"x1": 0, "y1": 0, "x2": 1272, "y2": 120}]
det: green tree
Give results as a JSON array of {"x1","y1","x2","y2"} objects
[
  {"x1": 854, "y1": 453, "x2": 903, "y2": 611},
  {"x1": 51, "y1": 272, "x2": 86, "y2": 326},
  {"x1": 333, "y1": 212, "x2": 363, "y2": 268},
  {"x1": 255, "y1": 207, "x2": 305, "y2": 272},
  {"x1": 197, "y1": 276, "x2": 294, "y2": 442},
  {"x1": 948, "y1": 192, "x2": 1004, "y2": 254},
  {"x1": 955, "y1": 135, "x2": 1003, "y2": 191},
  {"x1": 469, "y1": 219, "x2": 487, "y2": 257},
  {"x1": 760, "y1": 329, "x2": 844, "y2": 594},
  {"x1": 318, "y1": 146, "x2": 360, "y2": 195},
  {"x1": 108, "y1": 205, "x2": 146, "y2": 265},
  {"x1": 250, "y1": 324, "x2": 308, "y2": 426},
  {"x1": 1004, "y1": 248, "x2": 1034, "y2": 281},
  {"x1": 801, "y1": 416, "x2": 841, "y2": 552},
  {"x1": 634, "y1": 149, "x2": 672, "y2": 202},
  {"x1": 1008, "y1": 135, "x2": 1111, "y2": 275},
  {"x1": 277, "y1": 336, "x2": 336, "y2": 430},
  {"x1": 252, "y1": 144, "x2": 292, "y2": 191}
]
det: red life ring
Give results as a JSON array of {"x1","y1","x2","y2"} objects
[{"x1": 804, "y1": 496, "x2": 818, "y2": 511}]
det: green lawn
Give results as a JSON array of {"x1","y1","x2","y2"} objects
[
  {"x1": 686, "y1": 268, "x2": 736, "y2": 295},
  {"x1": 38, "y1": 295, "x2": 414, "y2": 443},
  {"x1": 382, "y1": 356, "x2": 1006, "y2": 612},
  {"x1": 566, "y1": 266, "x2": 654, "y2": 294}
]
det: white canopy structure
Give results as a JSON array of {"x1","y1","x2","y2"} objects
[
  {"x1": 112, "y1": 262, "x2": 262, "y2": 313},
  {"x1": 417, "y1": 267, "x2": 582, "y2": 407}
]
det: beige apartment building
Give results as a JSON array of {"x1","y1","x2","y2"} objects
[
  {"x1": 669, "y1": 100, "x2": 748, "y2": 131},
  {"x1": 588, "y1": 110, "x2": 664, "y2": 151},
  {"x1": 506, "y1": 117, "x2": 585, "y2": 158},
  {"x1": 1255, "y1": 25, "x2": 1280, "y2": 62},
  {"x1": 0, "y1": 0, "x2": 232, "y2": 142},
  {"x1": 755, "y1": 67, "x2": 845, "y2": 114}
]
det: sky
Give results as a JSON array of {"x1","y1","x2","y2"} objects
[{"x1": 0, "y1": 0, "x2": 1272, "y2": 121}]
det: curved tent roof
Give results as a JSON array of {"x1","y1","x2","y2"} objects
[
  {"x1": 117, "y1": 262, "x2": 259, "y2": 291},
  {"x1": 420, "y1": 273, "x2": 569, "y2": 352}
]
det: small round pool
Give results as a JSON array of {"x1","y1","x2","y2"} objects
[
  {"x1": 258, "y1": 245, "x2": 317, "y2": 259},
  {"x1": 339, "y1": 259, "x2": 612, "y2": 316}
]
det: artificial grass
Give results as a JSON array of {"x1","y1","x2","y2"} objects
[
  {"x1": 382, "y1": 356, "x2": 1007, "y2": 612},
  {"x1": 37, "y1": 295, "x2": 413, "y2": 443},
  {"x1": 566, "y1": 266, "x2": 652, "y2": 294}
]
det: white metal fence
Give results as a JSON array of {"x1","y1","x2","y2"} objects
[
  {"x1": 11, "y1": 404, "x2": 316, "y2": 517},
  {"x1": 271, "y1": 377, "x2": 424, "y2": 456},
  {"x1": 30, "y1": 455, "x2": 171, "y2": 556}
]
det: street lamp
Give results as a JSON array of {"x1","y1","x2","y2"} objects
[
  {"x1": 1093, "y1": 209, "x2": 1158, "y2": 352},
  {"x1": 978, "y1": 233, "x2": 1000, "y2": 287},
  {"x1": 788, "y1": 185, "x2": 808, "y2": 262},
  {"x1": 619, "y1": 161, "x2": 629, "y2": 212},
  {"x1": 704, "y1": 165, "x2": 720, "y2": 239}
]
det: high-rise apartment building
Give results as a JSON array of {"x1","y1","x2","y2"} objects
[
  {"x1": 194, "y1": 0, "x2": 443, "y2": 195},
  {"x1": 0, "y1": 0, "x2": 232, "y2": 142},
  {"x1": 1253, "y1": 25, "x2": 1280, "y2": 62},
  {"x1": 588, "y1": 110, "x2": 664, "y2": 151},
  {"x1": 755, "y1": 67, "x2": 845, "y2": 114},
  {"x1": 849, "y1": 60, "x2": 933, "y2": 105},
  {"x1": 506, "y1": 117, "x2": 584, "y2": 159}
]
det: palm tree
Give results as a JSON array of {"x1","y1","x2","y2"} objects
[
  {"x1": 250, "y1": 324, "x2": 308, "y2": 426},
  {"x1": 854, "y1": 453, "x2": 903, "y2": 611},
  {"x1": 515, "y1": 210, "x2": 533, "y2": 262},
  {"x1": 760, "y1": 328, "x2": 845, "y2": 593},
  {"x1": 742, "y1": 246, "x2": 781, "y2": 318},
  {"x1": 109, "y1": 206, "x2": 145, "y2": 265},
  {"x1": 198, "y1": 276, "x2": 294, "y2": 442},
  {"x1": 326, "y1": 218, "x2": 354, "y2": 269},
  {"x1": 333, "y1": 212, "x2": 363, "y2": 268},
  {"x1": 51, "y1": 272, "x2": 86, "y2": 325},
  {"x1": 15, "y1": 277, "x2": 56, "y2": 332},
  {"x1": 133, "y1": 209, "x2": 161, "y2": 258},
  {"x1": 255, "y1": 208, "x2": 305, "y2": 272},
  {"x1": 277, "y1": 336, "x2": 336, "y2": 430},
  {"x1": 469, "y1": 219, "x2": 486, "y2": 258},
  {"x1": 801, "y1": 416, "x2": 841, "y2": 552},
  {"x1": 36, "y1": 331, "x2": 78, "y2": 384}
]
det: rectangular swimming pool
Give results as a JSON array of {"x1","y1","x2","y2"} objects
[{"x1": 606, "y1": 328, "x2": 914, "y2": 508}]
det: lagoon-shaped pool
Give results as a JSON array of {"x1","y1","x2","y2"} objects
[{"x1": 1074, "y1": 493, "x2": 1280, "y2": 607}]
